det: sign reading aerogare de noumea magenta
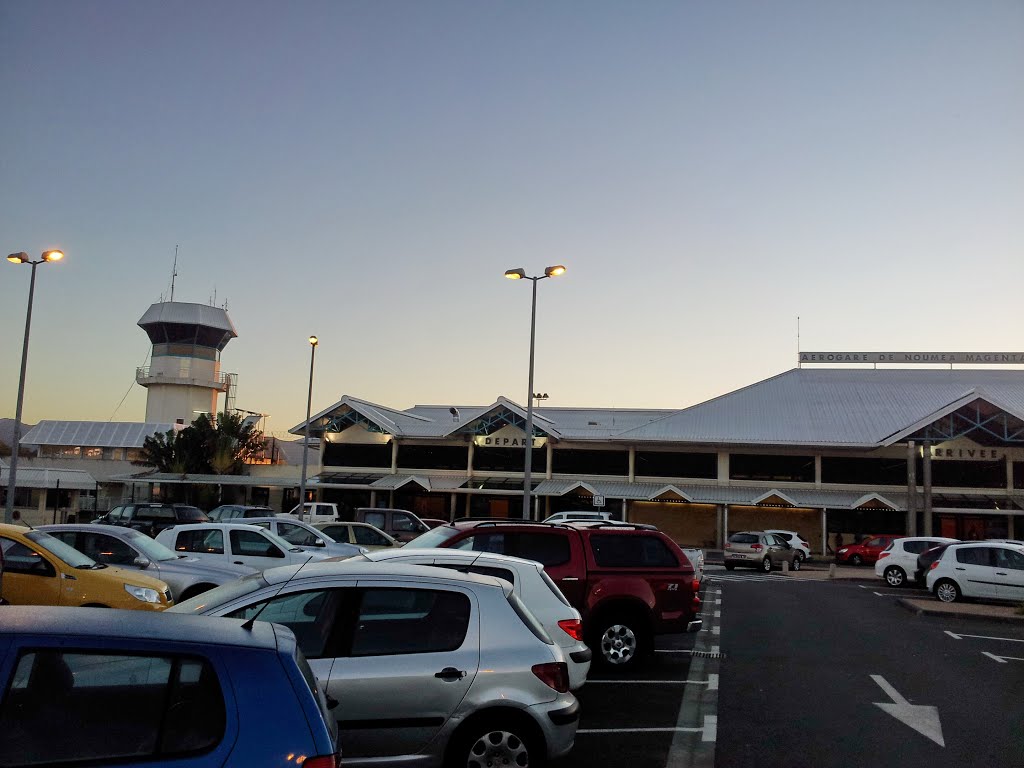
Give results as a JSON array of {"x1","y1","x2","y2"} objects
[{"x1": 799, "y1": 352, "x2": 1024, "y2": 365}]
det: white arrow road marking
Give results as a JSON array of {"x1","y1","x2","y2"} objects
[
  {"x1": 982, "y1": 651, "x2": 1024, "y2": 664},
  {"x1": 870, "y1": 675, "x2": 945, "y2": 747},
  {"x1": 945, "y1": 630, "x2": 1024, "y2": 643}
]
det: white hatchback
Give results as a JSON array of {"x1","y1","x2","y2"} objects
[
  {"x1": 156, "y1": 523, "x2": 332, "y2": 572},
  {"x1": 355, "y1": 547, "x2": 592, "y2": 690},
  {"x1": 875, "y1": 536, "x2": 959, "y2": 587},
  {"x1": 926, "y1": 542, "x2": 1024, "y2": 603},
  {"x1": 764, "y1": 530, "x2": 812, "y2": 562}
]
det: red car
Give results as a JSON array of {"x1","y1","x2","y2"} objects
[
  {"x1": 835, "y1": 534, "x2": 898, "y2": 566},
  {"x1": 404, "y1": 518, "x2": 702, "y2": 670}
]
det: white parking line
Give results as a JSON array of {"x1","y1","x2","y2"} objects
[
  {"x1": 707, "y1": 673, "x2": 719, "y2": 691},
  {"x1": 702, "y1": 715, "x2": 718, "y2": 743},
  {"x1": 945, "y1": 631, "x2": 1024, "y2": 643},
  {"x1": 714, "y1": 611, "x2": 721, "y2": 618},
  {"x1": 873, "y1": 591, "x2": 907, "y2": 597},
  {"x1": 982, "y1": 651, "x2": 1024, "y2": 663}
]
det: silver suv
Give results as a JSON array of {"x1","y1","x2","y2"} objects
[
  {"x1": 725, "y1": 531, "x2": 802, "y2": 572},
  {"x1": 171, "y1": 561, "x2": 579, "y2": 767}
]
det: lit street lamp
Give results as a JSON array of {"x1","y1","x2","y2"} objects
[
  {"x1": 297, "y1": 335, "x2": 318, "y2": 523},
  {"x1": 504, "y1": 265, "x2": 566, "y2": 519},
  {"x1": 5, "y1": 249, "x2": 64, "y2": 524}
]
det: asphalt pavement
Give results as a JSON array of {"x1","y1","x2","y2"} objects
[{"x1": 715, "y1": 574, "x2": 1024, "y2": 768}]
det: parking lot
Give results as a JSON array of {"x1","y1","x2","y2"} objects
[{"x1": 554, "y1": 565, "x2": 1024, "y2": 768}]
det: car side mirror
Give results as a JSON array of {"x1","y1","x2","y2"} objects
[
  {"x1": 133, "y1": 556, "x2": 150, "y2": 568},
  {"x1": 315, "y1": 539, "x2": 326, "y2": 547}
]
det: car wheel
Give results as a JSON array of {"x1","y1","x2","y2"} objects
[
  {"x1": 179, "y1": 583, "x2": 217, "y2": 602},
  {"x1": 791, "y1": 556, "x2": 801, "y2": 571},
  {"x1": 884, "y1": 566, "x2": 906, "y2": 587},
  {"x1": 850, "y1": 554, "x2": 863, "y2": 566},
  {"x1": 591, "y1": 615, "x2": 650, "y2": 670},
  {"x1": 934, "y1": 579, "x2": 961, "y2": 603},
  {"x1": 793, "y1": 551, "x2": 805, "y2": 564},
  {"x1": 449, "y1": 715, "x2": 543, "y2": 768},
  {"x1": 762, "y1": 557, "x2": 772, "y2": 573},
  {"x1": 724, "y1": 564, "x2": 735, "y2": 571}
]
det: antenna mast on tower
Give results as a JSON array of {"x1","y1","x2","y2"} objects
[{"x1": 170, "y1": 245, "x2": 179, "y2": 302}]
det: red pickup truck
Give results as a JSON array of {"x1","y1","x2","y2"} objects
[{"x1": 405, "y1": 520, "x2": 703, "y2": 670}]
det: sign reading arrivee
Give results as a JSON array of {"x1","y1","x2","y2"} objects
[
  {"x1": 592, "y1": 495, "x2": 605, "y2": 508},
  {"x1": 799, "y1": 352, "x2": 1024, "y2": 365}
]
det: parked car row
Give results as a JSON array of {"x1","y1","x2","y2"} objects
[
  {"x1": 873, "y1": 535, "x2": 1024, "y2": 604},
  {"x1": 1, "y1": 516, "x2": 705, "y2": 767}
]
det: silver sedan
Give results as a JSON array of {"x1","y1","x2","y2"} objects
[
  {"x1": 39, "y1": 524, "x2": 254, "y2": 602},
  {"x1": 244, "y1": 517, "x2": 366, "y2": 558}
]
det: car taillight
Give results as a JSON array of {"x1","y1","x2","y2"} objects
[
  {"x1": 302, "y1": 755, "x2": 340, "y2": 768},
  {"x1": 724, "y1": 542, "x2": 731, "y2": 549},
  {"x1": 800, "y1": 541, "x2": 809, "y2": 548},
  {"x1": 878, "y1": 552, "x2": 890, "y2": 560},
  {"x1": 751, "y1": 544, "x2": 763, "y2": 551},
  {"x1": 532, "y1": 662, "x2": 569, "y2": 693},
  {"x1": 929, "y1": 561, "x2": 941, "y2": 570},
  {"x1": 558, "y1": 619, "x2": 584, "y2": 641}
]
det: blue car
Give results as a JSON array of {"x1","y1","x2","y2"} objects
[{"x1": 0, "y1": 606, "x2": 339, "y2": 768}]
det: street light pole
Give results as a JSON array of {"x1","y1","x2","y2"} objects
[
  {"x1": 297, "y1": 336, "x2": 318, "y2": 523},
  {"x1": 505, "y1": 265, "x2": 566, "y2": 520},
  {"x1": 5, "y1": 250, "x2": 64, "y2": 524}
]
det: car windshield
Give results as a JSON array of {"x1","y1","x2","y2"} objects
[
  {"x1": 263, "y1": 528, "x2": 304, "y2": 553},
  {"x1": 167, "y1": 571, "x2": 269, "y2": 613},
  {"x1": 175, "y1": 506, "x2": 208, "y2": 522},
  {"x1": 403, "y1": 526, "x2": 461, "y2": 549},
  {"x1": 25, "y1": 531, "x2": 95, "y2": 569},
  {"x1": 123, "y1": 530, "x2": 179, "y2": 562}
]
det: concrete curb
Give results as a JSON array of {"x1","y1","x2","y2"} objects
[{"x1": 896, "y1": 598, "x2": 1024, "y2": 624}]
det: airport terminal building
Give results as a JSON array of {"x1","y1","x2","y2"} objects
[{"x1": 293, "y1": 365, "x2": 1024, "y2": 554}]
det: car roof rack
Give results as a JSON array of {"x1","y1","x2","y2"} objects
[
  {"x1": 568, "y1": 521, "x2": 658, "y2": 531},
  {"x1": 452, "y1": 517, "x2": 570, "y2": 529}
]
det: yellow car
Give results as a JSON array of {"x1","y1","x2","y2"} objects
[{"x1": 0, "y1": 524, "x2": 172, "y2": 611}]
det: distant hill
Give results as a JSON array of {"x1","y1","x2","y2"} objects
[{"x1": 0, "y1": 418, "x2": 35, "y2": 454}]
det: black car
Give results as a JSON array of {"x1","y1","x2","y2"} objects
[
  {"x1": 915, "y1": 542, "x2": 956, "y2": 586},
  {"x1": 94, "y1": 503, "x2": 208, "y2": 537}
]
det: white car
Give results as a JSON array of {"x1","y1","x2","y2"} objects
[
  {"x1": 244, "y1": 517, "x2": 367, "y2": 558},
  {"x1": 926, "y1": 542, "x2": 1024, "y2": 603},
  {"x1": 543, "y1": 511, "x2": 612, "y2": 524},
  {"x1": 874, "y1": 536, "x2": 959, "y2": 587},
  {"x1": 765, "y1": 529, "x2": 812, "y2": 562},
  {"x1": 155, "y1": 523, "x2": 332, "y2": 571},
  {"x1": 354, "y1": 547, "x2": 592, "y2": 690}
]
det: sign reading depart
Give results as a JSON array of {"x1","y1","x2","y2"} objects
[{"x1": 800, "y1": 352, "x2": 1024, "y2": 365}]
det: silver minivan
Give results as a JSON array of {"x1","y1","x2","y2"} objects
[{"x1": 171, "y1": 561, "x2": 579, "y2": 767}]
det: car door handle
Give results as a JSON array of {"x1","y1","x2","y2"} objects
[
  {"x1": 233, "y1": 561, "x2": 244, "y2": 565},
  {"x1": 955, "y1": 567, "x2": 966, "y2": 570},
  {"x1": 996, "y1": 572, "x2": 1008, "y2": 576},
  {"x1": 560, "y1": 577, "x2": 580, "y2": 582},
  {"x1": 434, "y1": 667, "x2": 466, "y2": 682}
]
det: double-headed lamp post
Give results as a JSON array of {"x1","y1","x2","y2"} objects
[
  {"x1": 297, "y1": 335, "x2": 318, "y2": 523},
  {"x1": 5, "y1": 250, "x2": 64, "y2": 524},
  {"x1": 504, "y1": 265, "x2": 566, "y2": 519}
]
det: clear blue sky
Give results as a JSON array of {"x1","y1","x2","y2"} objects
[{"x1": 2, "y1": 0, "x2": 1022, "y2": 437}]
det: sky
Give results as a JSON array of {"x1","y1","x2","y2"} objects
[{"x1": 1, "y1": 0, "x2": 1022, "y2": 438}]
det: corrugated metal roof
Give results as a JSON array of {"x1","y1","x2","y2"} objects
[
  {"x1": 108, "y1": 472, "x2": 300, "y2": 487},
  {"x1": 614, "y1": 369, "x2": 1024, "y2": 447},
  {"x1": 137, "y1": 302, "x2": 237, "y2": 335},
  {"x1": 293, "y1": 369, "x2": 1024, "y2": 449},
  {"x1": 0, "y1": 466, "x2": 96, "y2": 490},
  {"x1": 21, "y1": 421, "x2": 180, "y2": 448}
]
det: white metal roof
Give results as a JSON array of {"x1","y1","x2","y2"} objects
[
  {"x1": 292, "y1": 369, "x2": 1024, "y2": 449},
  {"x1": 0, "y1": 466, "x2": 96, "y2": 490},
  {"x1": 21, "y1": 421, "x2": 180, "y2": 448}
]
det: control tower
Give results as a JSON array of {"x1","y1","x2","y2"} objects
[{"x1": 135, "y1": 302, "x2": 238, "y2": 424}]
